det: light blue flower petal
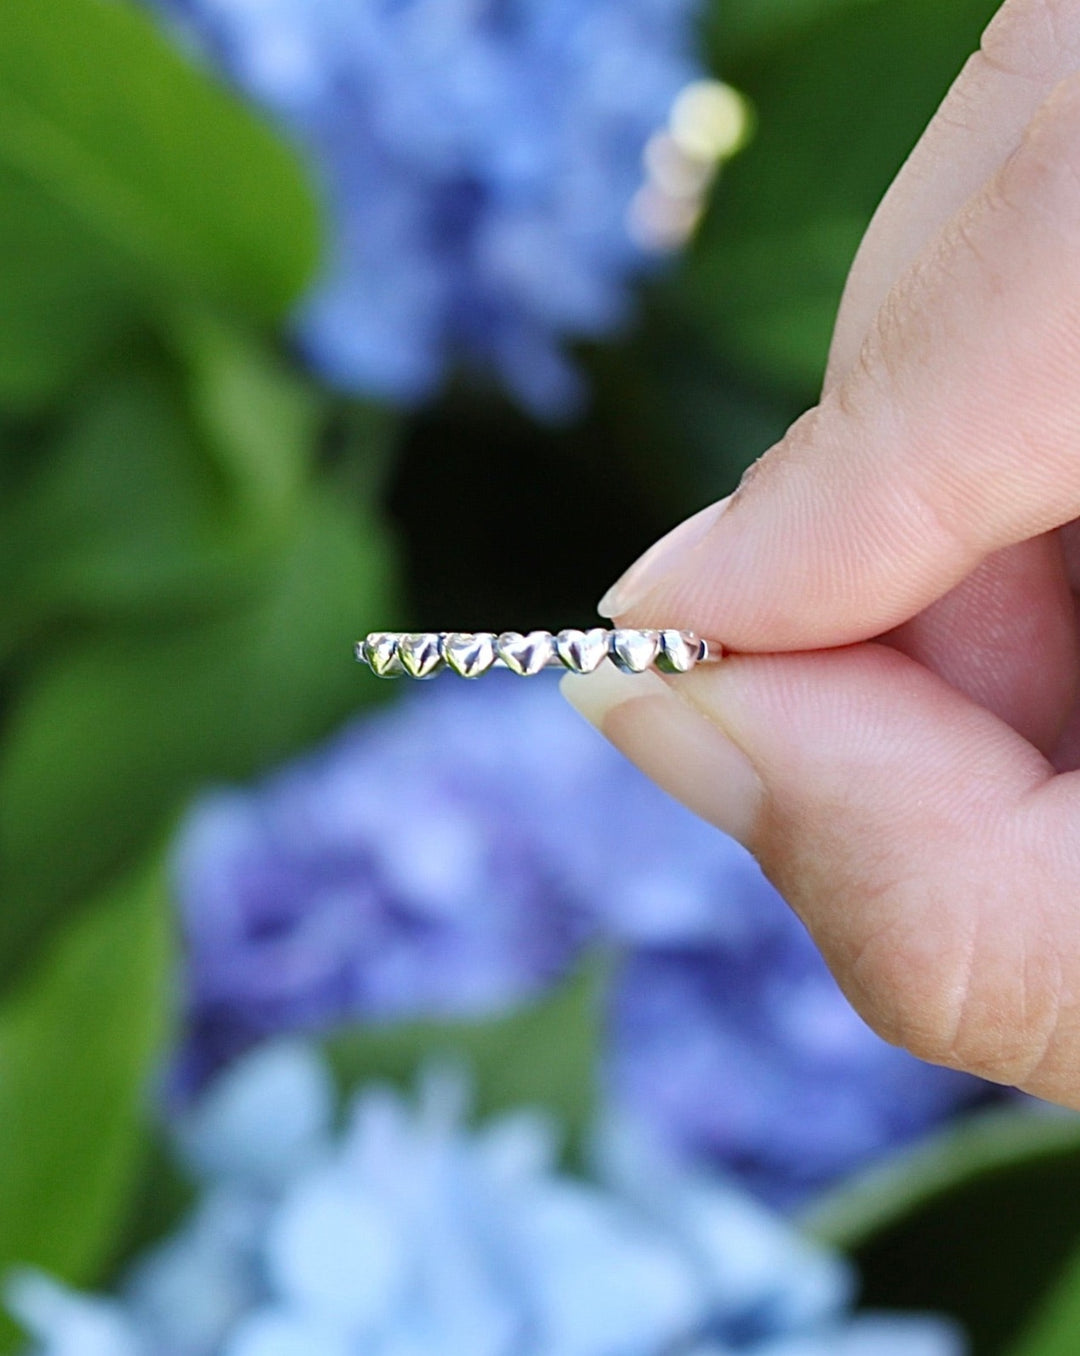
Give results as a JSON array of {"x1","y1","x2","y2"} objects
[
  {"x1": 6, "y1": 1056, "x2": 969, "y2": 1356},
  {"x1": 741, "y1": 1313, "x2": 967, "y2": 1356},
  {"x1": 591, "y1": 1112, "x2": 852, "y2": 1327},
  {"x1": 5, "y1": 1271, "x2": 145, "y2": 1356},
  {"x1": 336, "y1": 1070, "x2": 521, "y2": 1356},
  {"x1": 124, "y1": 1186, "x2": 265, "y2": 1354},
  {"x1": 224, "y1": 1309, "x2": 354, "y2": 1356},
  {"x1": 374, "y1": 1274, "x2": 518, "y2": 1356},
  {"x1": 511, "y1": 1180, "x2": 704, "y2": 1356},
  {"x1": 833, "y1": 1314, "x2": 968, "y2": 1356},
  {"x1": 474, "y1": 1108, "x2": 562, "y2": 1187},
  {"x1": 177, "y1": 1039, "x2": 335, "y2": 1188},
  {"x1": 267, "y1": 1167, "x2": 408, "y2": 1329},
  {"x1": 381, "y1": 1198, "x2": 519, "y2": 1356},
  {"x1": 675, "y1": 1182, "x2": 851, "y2": 1326}
]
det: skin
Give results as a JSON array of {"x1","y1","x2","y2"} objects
[{"x1": 561, "y1": 0, "x2": 1080, "y2": 1109}]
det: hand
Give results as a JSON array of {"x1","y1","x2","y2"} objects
[{"x1": 562, "y1": 0, "x2": 1080, "y2": 1108}]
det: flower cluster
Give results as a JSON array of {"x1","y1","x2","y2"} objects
[
  {"x1": 9, "y1": 1042, "x2": 966, "y2": 1356},
  {"x1": 147, "y1": 0, "x2": 705, "y2": 416},
  {"x1": 171, "y1": 673, "x2": 988, "y2": 1207},
  {"x1": 610, "y1": 947, "x2": 983, "y2": 1207}
]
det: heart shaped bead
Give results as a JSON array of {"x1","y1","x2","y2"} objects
[
  {"x1": 655, "y1": 629, "x2": 701, "y2": 674},
  {"x1": 609, "y1": 628, "x2": 660, "y2": 673},
  {"x1": 359, "y1": 632, "x2": 402, "y2": 678},
  {"x1": 397, "y1": 632, "x2": 445, "y2": 679},
  {"x1": 497, "y1": 630, "x2": 555, "y2": 676},
  {"x1": 555, "y1": 628, "x2": 610, "y2": 674},
  {"x1": 442, "y1": 631, "x2": 498, "y2": 678}
]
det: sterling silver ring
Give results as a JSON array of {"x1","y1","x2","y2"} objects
[{"x1": 356, "y1": 629, "x2": 722, "y2": 679}]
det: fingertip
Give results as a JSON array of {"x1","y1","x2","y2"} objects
[
  {"x1": 558, "y1": 663, "x2": 646, "y2": 724},
  {"x1": 559, "y1": 663, "x2": 765, "y2": 846}
]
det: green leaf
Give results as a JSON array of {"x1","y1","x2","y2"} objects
[
  {"x1": 0, "y1": 854, "x2": 173, "y2": 1352},
  {"x1": 803, "y1": 1104, "x2": 1080, "y2": 1356},
  {"x1": 688, "y1": 0, "x2": 1000, "y2": 397},
  {"x1": 0, "y1": 171, "x2": 132, "y2": 411},
  {"x1": 0, "y1": 326, "x2": 329, "y2": 675},
  {"x1": 587, "y1": 290, "x2": 801, "y2": 511},
  {"x1": 171, "y1": 308, "x2": 318, "y2": 534},
  {"x1": 102, "y1": 1129, "x2": 194, "y2": 1285},
  {"x1": 0, "y1": 488, "x2": 397, "y2": 977},
  {"x1": 2, "y1": 358, "x2": 272, "y2": 626},
  {"x1": 690, "y1": 215, "x2": 867, "y2": 394},
  {"x1": 710, "y1": 0, "x2": 877, "y2": 62},
  {"x1": 0, "y1": 0, "x2": 320, "y2": 408},
  {"x1": 327, "y1": 955, "x2": 611, "y2": 1156},
  {"x1": 1008, "y1": 1238, "x2": 1080, "y2": 1356}
]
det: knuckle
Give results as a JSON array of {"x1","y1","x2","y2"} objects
[
  {"x1": 849, "y1": 885, "x2": 1066, "y2": 1084},
  {"x1": 831, "y1": 334, "x2": 894, "y2": 427},
  {"x1": 842, "y1": 889, "x2": 974, "y2": 1065},
  {"x1": 764, "y1": 818, "x2": 1070, "y2": 1085},
  {"x1": 732, "y1": 405, "x2": 822, "y2": 503},
  {"x1": 936, "y1": 936, "x2": 1064, "y2": 1086}
]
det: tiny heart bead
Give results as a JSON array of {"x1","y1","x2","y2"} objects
[
  {"x1": 555, "y1": 628, "x2": 610, "y2": 674},
  {"x1": 655, "y1": 629, "x2": 700, "y2": 674},
  {"x1": 609, "y1": 628, "x2": 660, "y2": 673},
  {"x1": 497, "y1": 630, "x2": 555, "y2": 676},
  {"x1": 397, "y1": 632, "x2": 445, "y2": 678},
  {"x1": 360, "y1": 632, "x2": 402, "y2": 678},
  {"x1": 442, "y1": 631, "x2": 498, "y2": 678}
]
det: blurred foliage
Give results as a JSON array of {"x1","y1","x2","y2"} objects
[
  {"x1": 0, "y1": 487, "x2": 390, "y2": 971},
  {"x1": 0, "y1": 0, "x2": 396, "y2": 1314},
  {"x1": 807, "y1": 1107, "x2": 1080, "y2": 1356},
  {"x1": 1011, "y1": 1239, "x2": 1080, "y2": 1356},
  {"x1": 709, "y1": 0, "x2": 876, "y2": 58},
  {"x1": 0, "y1": 0, "x2": 317, "y2": 411},
  {"x1": 327, "y1": 954, "x2": 610, "y2": 1164},
  {"x1": 0, "y1": 856, "x2": 173, "y2": 1352},
  {"x1": 687, "y1": 0, "x2": 999, "y2": 400}
]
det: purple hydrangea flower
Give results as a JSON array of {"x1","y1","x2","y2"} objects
[
  {"x1": 146, "y1": 0, "x2": 703, "y2": 416},
  {"x1": 170, "y1": 673, "x2": 990, "y2": 1206},
  {"x1": 7, "y1": 1041, "x2": 967, "y2": 1356},
  {"x1": 608, "y1": 947, "x2": 984, "y2": 1209}
]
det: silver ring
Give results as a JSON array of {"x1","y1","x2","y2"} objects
[{"x1": 356, "y1": 629, "x2": 723, "y2": 679}]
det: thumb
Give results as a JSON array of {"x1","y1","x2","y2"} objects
[{"x1": 560, "y1": 655, "x2": 1080, "y2": 1107}]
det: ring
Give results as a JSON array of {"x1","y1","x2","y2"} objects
[{"x1": 356, "y1": 629, "x2": 723, "y2": 679}]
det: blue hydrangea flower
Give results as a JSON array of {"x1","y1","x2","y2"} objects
[
  {"x1": 7, "y1": 1041, "x2": 967, "y2": 1356},
  {"x1": 146, "y1": 0, "x2": 703, "y2": 416},
  {"x1": 170, "y1": 673, "x2": 989, "y2": 1206}
]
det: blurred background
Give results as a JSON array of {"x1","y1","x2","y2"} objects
[{"x1": 4, "y1": 1, "x2": 1080, "y2": 1354}]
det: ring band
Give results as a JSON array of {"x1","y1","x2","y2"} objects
[{"x1": 356, "y1": 629, "x2": 723, "y2": 679}]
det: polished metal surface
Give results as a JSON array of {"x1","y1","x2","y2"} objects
[
  {"x1": 355, "y1": 628, "x2": 720, "y2": 679},
  {"x1": 554, "y1": 628, "x2": 610, "y2": 674},
  {"x1": 496, "y1": 630, "x2": 558, "y2": 676},
  {"x1": 442, "y1": 631, "x2": 498, "y2": 678}
]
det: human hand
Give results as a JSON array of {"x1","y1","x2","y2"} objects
[{"x1": 562, "y1": 0, "x2": 1080, "y2": 1108}]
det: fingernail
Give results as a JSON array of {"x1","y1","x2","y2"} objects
[
  {"x1": 559, "y1": 664, "x2": 764, "y2": 846},
  {"x1": 597, "y1": 496, "x2": 731, "y2": 619}
]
